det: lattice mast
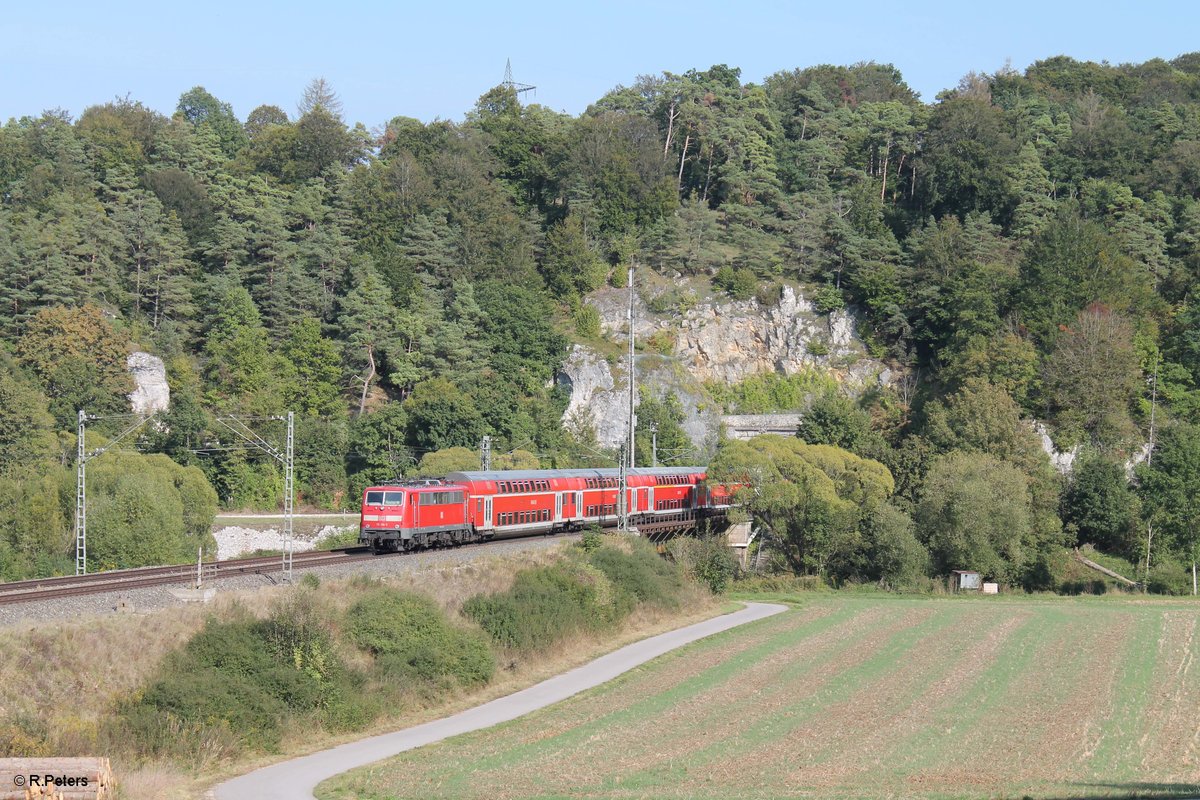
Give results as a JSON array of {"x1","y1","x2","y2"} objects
[{"x1": 502, "y1": 59, "x2": 536, "y2": 97}]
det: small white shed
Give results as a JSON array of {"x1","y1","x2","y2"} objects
[{"x1": 950, "y1": 570, "x2": 982, "y2": 591}]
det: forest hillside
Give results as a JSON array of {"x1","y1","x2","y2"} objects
[{"x1": 2, "y1": 56, "x2": 1200, "y2": 590}]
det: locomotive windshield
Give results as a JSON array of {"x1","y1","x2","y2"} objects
[{"x1": 365, "y1": 491, "x2": 405, "y2": 506}]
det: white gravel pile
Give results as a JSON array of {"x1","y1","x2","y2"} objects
[{"x1": 213, "y1": 525, "x2": 355, "y2": 560}]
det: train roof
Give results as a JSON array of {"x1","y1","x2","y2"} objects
[{"x1": 445, "y1": 467, "x2": 707, "y2": 482}]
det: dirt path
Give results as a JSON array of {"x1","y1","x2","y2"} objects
[{"x1": 210, "y1": 602, "x2": 787, "y2": 800}]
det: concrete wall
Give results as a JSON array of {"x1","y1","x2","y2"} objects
[{"x1": 721, "y1": 413, "x2": 802, "y2": 441}]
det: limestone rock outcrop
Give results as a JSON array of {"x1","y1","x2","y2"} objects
[
  {"x1": 560, "y1": 280, "x2": 891, "y2": 452},
  {"x1": 127, "y1": 352, "x2": 170, "y2": 415}
]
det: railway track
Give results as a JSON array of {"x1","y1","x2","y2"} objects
[
  {"x1": 0, "y1": 514, "x2": 717, "y2": 607},
  {"x1": 0, "y1": 548, "x2": 373, "y2": 606}
]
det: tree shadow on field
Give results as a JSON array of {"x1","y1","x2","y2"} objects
[{"x1": 1040, "y1": 782, "x2": 1200, "y2": 799}]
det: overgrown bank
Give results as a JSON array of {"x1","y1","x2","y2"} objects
[{"x1": 0, "y1": 536, "x2": 723, "y2": 798}]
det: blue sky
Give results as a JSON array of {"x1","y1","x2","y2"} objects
[{"x1": 3, "y1": 0, "x2": 1198, "y2": 129}]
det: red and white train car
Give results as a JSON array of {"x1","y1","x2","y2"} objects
[{"x1": 358, "y1": 467, "x2": 727, "y2": 553}]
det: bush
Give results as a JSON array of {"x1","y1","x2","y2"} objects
[
  {"x1": 579, "y1": 526, "x2": 603, "y2": 553},
  {"x1": 122, "y1": 592, "x2": 374, "y2": 758},
  {"x1": 574, "y1": 304, "x2": 602, "y2": 339},
  {"x1": 464, "y1": 561, "x2": 619, "y2": 652},
  {"x1": 348, "y1": 588, "x2": 494, "y2": 687},
  {"x1": 735, "y1": 574, "x2": 829, "y2": 594},
  {"x1": 587, "y1": 540, "x2": 683, "y2": 609},
  {"x1": 713, "y1": 266, "x2": 757, "y2": 300},
  {"x1": 669, "y1": 536, "x2": 737, "y2": 594},
  {"x1": 813, "y1": 283, "x2": 845, "y2": 314},
  {"x1": 646, "y1": 329, "x2": 677, "y2": 355},
  {"x1": 755, "y1": 282, "x2": 781, "y2": 307},
  {"x1": 1147, "y1": 557, "x2": 1191, "y2": 595}
]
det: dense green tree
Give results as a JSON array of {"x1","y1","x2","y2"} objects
[
  {"x1": 337, "y1": 263, "x2": 398, "y2": 414},
  {"x1": 281, "y1": 318, "x2": 344, "y2": 417},
  {"x1": 16, "y1": 304, "x2": 133, "y2": 426},
  {"x1": 201, "y1": 285, "x2": 285, "y2": 412},
  {"x1": 864, "y1": 502, "x2": 929, "y2": 587},
  {"x1": 540, "y1": 214, "x2": 607, "y2": 301},
  {"x1": 1042, "y1": 306, "x2": 1141, "y2": 449},
  {"x1": 176, "y1": 86, "x2": 247, "y2": 157},
  {"x1": 295, "y1": 417, "x2": 349, "y2": 508},
  {"x1": 916, "y1": 452, "x2": 1033, "y2": 581},
  {"x1": 797, "y1": 393, "x2": 879, "y2": 456},
  {"x1": 414, "y1": 446, "x2": 480, "y2": 477},
  {"x1": 404, "y1": 379, "x2": 487, "y2": 452},
  {"x1": 1012, "y1": 206, "x2": 1154, "y2": 345},
  {"x1": 1137, "y1": 422, "x2": 1200, "y2": 586},
  {"x1": 348, "y1": 402, "x2": 411, "y2": 490},
  {"x1": 634, "y1": 390, "x2": 692, "y2": 467},
  {"x1": 85, "y1": 450, "x2": 217, "y2": 569},
  {"x1": 0, "y1": 365, "x2": 57, "y2": 474},
  {"x1": 1061, "y1": 451, "x2": 1141, "y2": 556},
  {"x1": 708, "y1": 435, "x2": 893, "y2": 578}
]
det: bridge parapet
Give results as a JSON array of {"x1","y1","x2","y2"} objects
[{"x1": 722, "y1": 413, "x2": 802, "y2": 441}]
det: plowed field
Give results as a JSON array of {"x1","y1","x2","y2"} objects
[{"x1": 319, "y1": 596, "x2": 1200, "y2": 799}]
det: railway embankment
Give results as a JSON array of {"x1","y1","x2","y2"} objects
[{"x1": 0, "y1": 535, "x2": 724, "y2": 800}]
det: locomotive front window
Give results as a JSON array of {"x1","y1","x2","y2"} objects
[
  {"x1": 384, "y1": 492, "x2": 405, "y2": 505},
  {"x1": 366, "y1": 491, "x2": 384, "y2": 505}
]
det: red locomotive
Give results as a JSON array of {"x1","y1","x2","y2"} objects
[{"x1": 358, "y1": 467, "x2": 733, "y2": 553}]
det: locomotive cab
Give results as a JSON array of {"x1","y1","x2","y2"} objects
[{"x1": 359, "y1": 487, "x2": 407, "y2": 551}]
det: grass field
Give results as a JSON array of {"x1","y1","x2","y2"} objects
[{"x1": 319, "y1": 594, "x2": 1200, "y2": 800}]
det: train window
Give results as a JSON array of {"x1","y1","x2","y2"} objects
[
  {"x1": 384, "y1": 491, "x2": 404, "y2": 505},
  {"x1": 366, "y1": 491, "x2": 384, "y2": 505}
]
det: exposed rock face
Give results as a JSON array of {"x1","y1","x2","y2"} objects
[
  {"x1": 564, "y1": 281, "x2": 891, "y2": 452},
  {"x1": 127, "y1": 352, "x2": 170, "y2": 415},
  {"x1": 558, "y1": 345, "x2": 719, "y2": 453},
  {"x1": 1032, "y1": 422, "x2": 1079, "y2": 474},
  {"x1": 588, "y1": 284, "x2": 880, "y2": 387},
  {"x1": 559, "y1": 345, "x2": 629, "y2": 450}
]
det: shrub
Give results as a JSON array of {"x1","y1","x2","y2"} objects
[
  {"x1": 464, "y1": 562, "x2": 617, "y2": 652},
  {"x1": 755, "y1": 282, "x2": 782, "y2": 307},
  {"x1": 669, "y1": 536, "x2": 737, "y2": 594},
  {"x1": 587, "y1": 541, "x2": 683, "y2": 609},
  {"x1": 813, "y1": 283, "x2": 845, "y2": 314},
  {"x1": 1147, "y1": 557, "x2": 1191, "y2": 595},
  {"x1": 122, "y1": 594, "x2": 374, "y2": 758},
  {"x1": 646, "y1": 329, "x2": 677, "y2": 355},
  {"x1": 574, "y1": 304, "x2": 602, "y2": 338},
  {"x1": 348, "y1": 588, "x2": 494, "y2": 687},
  {"x1": 579, "y1": 526, "x2": 603, "y2": 553},
  {"x1": 714, "y1": 266, "x2": 757, "y2": 300},
  {"x1": 735, "y1": 574, "x2": 829, "y2": 593}
]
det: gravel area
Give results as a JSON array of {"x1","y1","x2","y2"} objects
[
  {"x1": 0, "y1": 535, "x2": 577, "y2": 629},
  {"x1": 212, "y1": 524, "x2": 354, "y2": 560}
]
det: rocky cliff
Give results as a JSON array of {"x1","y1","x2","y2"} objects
[
  {"x1": 561, "y1": 281, "x2": 889, "y2": 452},
  {"x1": 127, "y1": 352, "x2": 170, "y2": 415}
]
